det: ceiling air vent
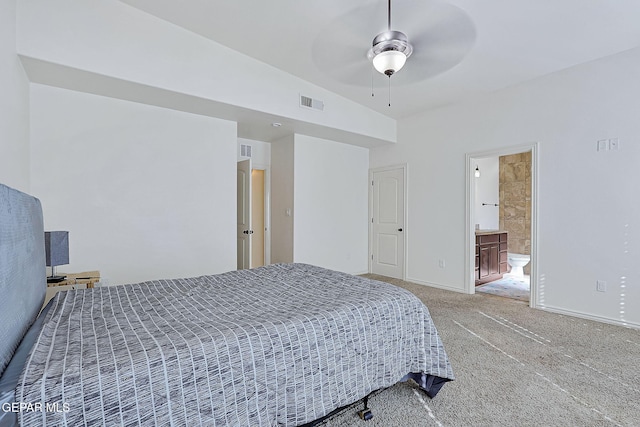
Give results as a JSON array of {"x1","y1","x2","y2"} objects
[
  {"x1": 240, "y1": 144, "x2": 252, "y2": 157},
  {"x1": 300, "y1": 95, "x2": 324, "y2": 111}
]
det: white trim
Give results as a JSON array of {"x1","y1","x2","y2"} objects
[
  {"x1": 540, "y1": 305, "x2": 640, "y2": 330},
  {"x1": 351, "y1": 270, "x2": 371, "y2": 276},
  {"x1": 368, "y1": 163, "x2": 408, "y2": 280},
  {"x1": 465, "y1": 143, "x2": 540, "y2": 308},
  {"x1": 405, "y1": 276, "x2": 468, "y2": 294}
]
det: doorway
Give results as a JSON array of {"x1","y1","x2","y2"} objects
[
  {"x1": 237, "y1": 161, "x2": 270, "y2": 270},
  {"x1": 465, "y1": 143, "x2": 539, "y2": 307},
  {"x1": 237, "y1": 159, "x2": 251, "y2": 270},
  {"x1": 369, "y1": 164, "x2": 407, "y2": 279}
]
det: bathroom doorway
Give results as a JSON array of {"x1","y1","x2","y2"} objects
[{"x1": 465, "y1": 143, "x2": 539, "y2": 307}]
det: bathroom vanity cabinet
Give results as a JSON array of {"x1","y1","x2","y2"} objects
[{"x1": 475, "y1": 231, "x2": 508, "y2": 286}]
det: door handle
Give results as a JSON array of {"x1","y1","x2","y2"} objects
[
  {"x1": 398, "y1": 228, "x2": 403, "y2": 232},
  {"x1": 243, "y1": 230, "x2": 254, "y2": 234}
]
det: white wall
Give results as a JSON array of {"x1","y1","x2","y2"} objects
[
  {"x1": 237, "y1": 138, "x2": 270, "y2": 166},
  {"x1": 0, "y1": 0, "x2": 30, "y2": 191},
  {"x1": 17, "y1": 0, "x2": 395, "y2": 145},
  {"x1": 371, "y1": 47, "x2": 640, "y2": 327},
  {"x1": 270, "y1": 135, "x2": 295, "y2": 264},
  {"x1": 474, "y1": 157, "x2": 499, "y2": 230},
  {"x1": 293, "y1": 135, "x2": 369, "y2": 274},
  {"x1": 269, "y1": 134, "x2": 369, "y2": 274},
  {"x1": 29, "y1": 84, "x2": 237, "y2": 285}
]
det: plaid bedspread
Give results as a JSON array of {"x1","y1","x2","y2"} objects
[{"x1": 17, "y1": 263, "x2": 453, "y2": 426}]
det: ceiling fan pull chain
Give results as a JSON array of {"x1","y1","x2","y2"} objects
[
  {"x1": 388, "y1": 75, "x2": 391, "y2": 107},
  {"x1": 371, "y1": 67, "x2": 375, "y2": 97}
]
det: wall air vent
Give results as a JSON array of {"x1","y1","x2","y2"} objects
[
  {"x1": 299, "y1": 95, "x2": 324, "y2": 111},
  {"x1": 240, "y1": 144, "x2": 252, "y2": 157}
]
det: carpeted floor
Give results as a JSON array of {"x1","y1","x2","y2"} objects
[{"x1": 317, "y1": 275, "x2": 640, "y2": 426}]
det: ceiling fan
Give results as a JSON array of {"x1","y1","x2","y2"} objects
[
  {"x1": 367, "y1": 0, "x2": 413, "y2": 77},
  {"x1": 312, "y1": 0, "x2": 476, "y2": 104}
]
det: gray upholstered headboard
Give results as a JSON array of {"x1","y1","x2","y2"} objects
[{"x1": 0, "y1": 184, "x2": 46, "y2": 378}]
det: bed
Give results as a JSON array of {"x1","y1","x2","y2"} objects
[{"x1": 0, "y1": 183, "x2": 454, "y2": 426}]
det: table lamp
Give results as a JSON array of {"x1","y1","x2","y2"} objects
[{"x1": 45, "y1": 231, "x2": 69, "y2": 283}]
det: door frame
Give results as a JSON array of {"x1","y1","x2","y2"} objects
[
  {"x1": 369, "y1": 163, "x2": 408, "y2": 279},
  {"x1": 465, "y1": 142, "x2": 540, "y2": 308},
  {"x1": 237, "y1": 159, "x2": 252, "y2": 270}
]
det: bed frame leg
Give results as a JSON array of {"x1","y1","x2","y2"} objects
[{"x1": 357, "y1": 395, "x2": 373, "y2": 421}]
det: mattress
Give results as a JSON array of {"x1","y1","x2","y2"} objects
[{"x1": 16, "y1": 263, "x2": 453, "y2": 426}]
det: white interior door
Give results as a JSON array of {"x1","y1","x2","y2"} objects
[
  {"x1": 371, "y1": 167, "x2": 405, "y2": 278},
  {"x1": 237, "y1": 159, "x2": 252, "y2": 269}
]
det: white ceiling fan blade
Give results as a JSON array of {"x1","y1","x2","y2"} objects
[
  {"x1": 312, "y1": 0, "x2": 476, "y2": 87},
  {"x1": 311, "y1": 3, "x2": 383, "y2": 86},
  {"x1": 393, "y1": 0, "x2": 475, "y2": 82},
  {"x1": 312, "y1": 41, "x2": 373, "y2": 85}
]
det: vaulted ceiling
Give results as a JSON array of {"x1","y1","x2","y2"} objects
[{"x1": 120, "y1": 0, "x2": 640, "y2": 120}]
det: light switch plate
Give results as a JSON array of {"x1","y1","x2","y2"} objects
[{"x1": 597, "y1": 139, "x2": 608, "y2": 152}]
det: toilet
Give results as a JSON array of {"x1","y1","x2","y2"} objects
[{"x1": 507, "y1": 253, "x2": 530, "y2": 277}]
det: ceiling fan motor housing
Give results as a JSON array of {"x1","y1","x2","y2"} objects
[{"x1": 368, "y1": 30, "x2": 413, "y2": 76}]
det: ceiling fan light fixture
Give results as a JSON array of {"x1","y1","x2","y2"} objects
[
  {"x1": 367, "y1": 30, "x2": 413, "y2": 76},
  {"x1": 372, "y1": 50, "x2": 407, "y2": 76}
]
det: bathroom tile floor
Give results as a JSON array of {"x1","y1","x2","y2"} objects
[{"x1": 476, "y1": 274, "x2": 530, "y2": 302}]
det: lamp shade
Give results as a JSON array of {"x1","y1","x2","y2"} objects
[
  {"x1": 372, "y1": 50, "x2": 407, "y2": 76},
  {"x1": 45, "y1": 231, "x2": 69, "y2": 267}
]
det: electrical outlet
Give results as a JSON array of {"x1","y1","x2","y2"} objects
[
  {"x1": 596, "y1": 280, "x2": 607, "y2": 292},
  {"x1": 609, "y1": 138, "x2": 619, "y2": 151},
  {"x1": 438, "y1": 259, "x2": 446, "y2": 268}
]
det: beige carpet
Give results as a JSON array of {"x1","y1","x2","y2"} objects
[{"x1": 317, "y1": 274, "x2": 640, "y2": 426}]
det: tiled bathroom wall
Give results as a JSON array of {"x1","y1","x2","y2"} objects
[{"x1": 499, "y1": 152, "x2": 531, "y2": 274}]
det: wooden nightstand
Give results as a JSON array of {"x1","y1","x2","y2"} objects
[
  {"x1": 44, "y1": 271, "x2": 100, "y2": 309},
  {"x1": 48, "y1": 271, "x2": 101, "y2": 288}
]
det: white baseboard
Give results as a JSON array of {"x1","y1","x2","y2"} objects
[
  {"x1": 540, "y1": 304, "x2": 640, "y2": 330},
  {"x1": 405, "y1": 276, "x2": 469, "y2": 294},
  {"x1": 368, "y1": 272, "x2": 639, "y2": 330},
  {"x1": 351, "y1": 270, "x2": 370, "y2": 276}
]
